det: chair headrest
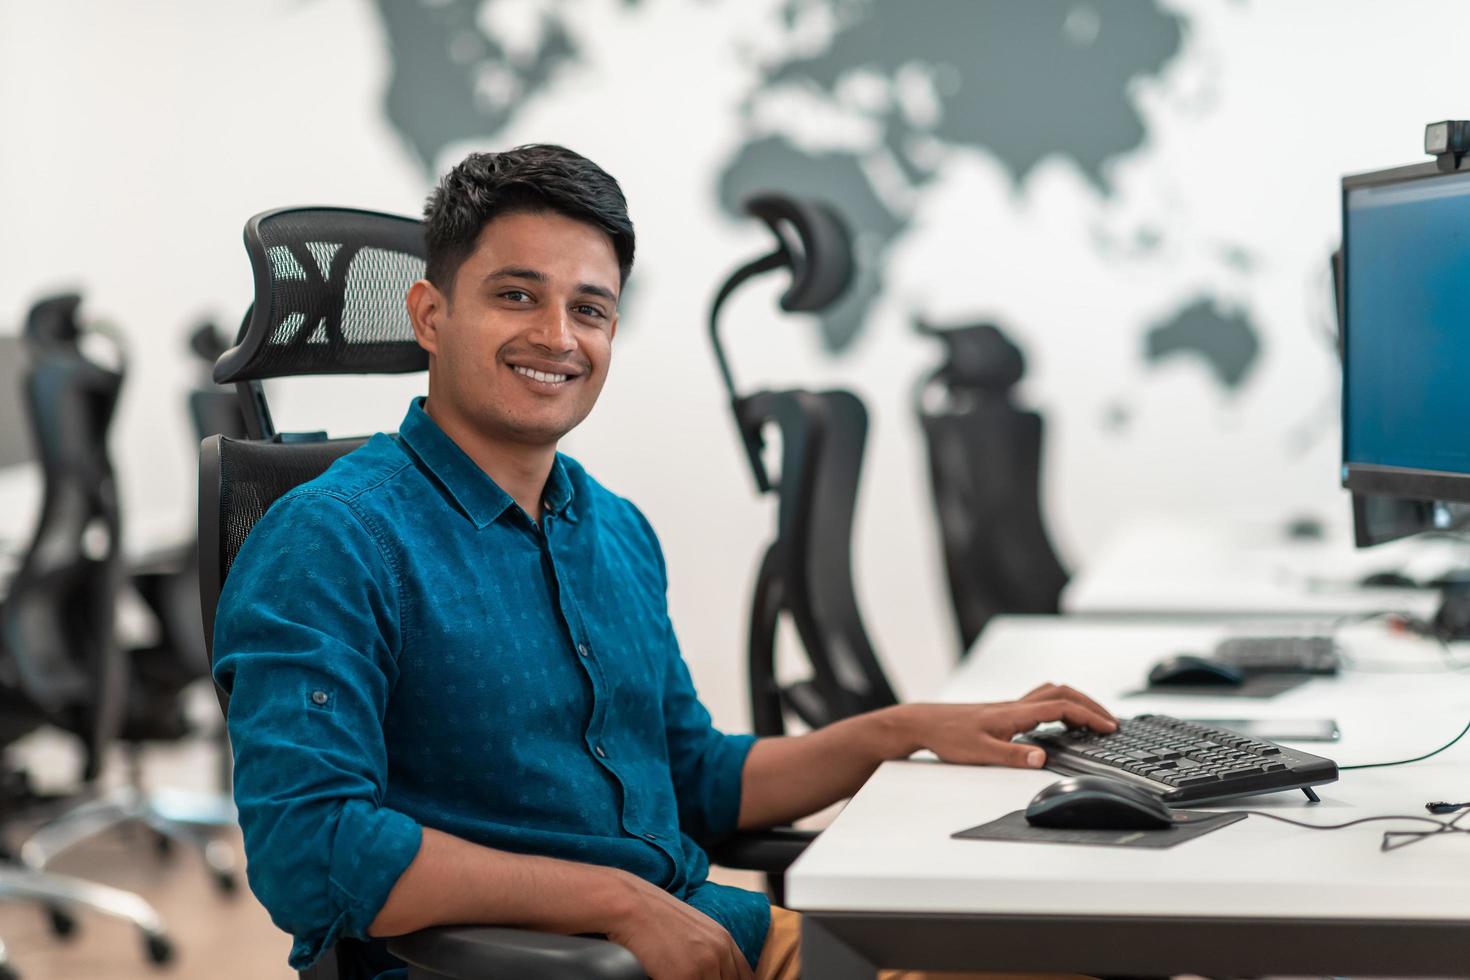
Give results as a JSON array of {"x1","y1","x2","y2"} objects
[
  {"x1": 214, "y1": 207, "x2": 430, "y2": 384},
  {"x1": 23, "y1": 293, "x2": 84, "y2": 347},
  {"x1": 916, "y1": 320, "x2": 1025, "y2": 391},
  {"x1": 188, "y1": 322, "x2": 229, "y2": 364},
  {"x1": 744, "y1": 194, "x2": 854, "y2": 313}
]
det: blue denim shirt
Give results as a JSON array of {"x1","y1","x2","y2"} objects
[{"x1": 213, "y1": 398, "x2": 767, "y2": 974}]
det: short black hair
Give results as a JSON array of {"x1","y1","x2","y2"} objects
[{"x1": 423, "y1": 144, "x2": 635, "y2": 293}]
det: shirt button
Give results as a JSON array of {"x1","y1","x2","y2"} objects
[
  {"x1": 594, "y1": 744, "x2": 607, "y2": 758},
  {"x1": 577, "y1": 644, "x2": 589, "y2": 657},
  {"x1": 310, "y1": 690, "x2": 328, "y2": 706}
]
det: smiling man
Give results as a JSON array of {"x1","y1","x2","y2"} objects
[{"x1": 213, "y1": 145, "x2": 1115, "y2": 980}]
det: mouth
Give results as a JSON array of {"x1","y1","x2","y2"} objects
[{"x1": 507, "y1": 362, "x2": 582, "y2": 391}]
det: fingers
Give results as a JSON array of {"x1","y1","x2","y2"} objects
[
  {"x1": 1007, "y1": 698, "x2": 1117, "y2": 735},
  {"x1": 1022, "y1": 682, "x2": 1118, "y2": 723},
  {"x1": 989, "y1": 736, "x2": 1048, "y2": 769},
  {"x1": 939, "y1": 733, "x2": 1047, "y2": 769},
  {"x1": 717, "y1": 933, "x2": 750, "y2": 980},
  {"x1": 731, "y1": 937, "x2": 754, "y2": 980}
]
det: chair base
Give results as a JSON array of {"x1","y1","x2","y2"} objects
[
  {"x1": 0, "y1": 861, "x2": 174, "y2": 965},
  {"x1": 18, "y1": 784, "x2": 239, "y2": 894}
]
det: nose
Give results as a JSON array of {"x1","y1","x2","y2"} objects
[{"x1": 527, "y1": 305, "x2": 576, "y2": 354}]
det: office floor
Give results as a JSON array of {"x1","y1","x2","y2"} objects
[{"x1": 0, "y1": 828, "x2": 291, "y2": 979}]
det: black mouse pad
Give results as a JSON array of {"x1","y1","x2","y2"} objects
[
  {"x1": 1124, "y1": 674, "x2": 1312, "y2": 699},
  {"x1": 952, "y1": 809, "x2": 1247, "y2": 848}
]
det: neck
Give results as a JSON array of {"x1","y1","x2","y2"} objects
[{"x1": 423, "y1": 397, "x2": 557, "y2": 524}]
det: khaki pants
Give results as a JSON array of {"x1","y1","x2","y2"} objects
[{"x1": 755, "y1": 906, "x2": 1084, "y2": 980}]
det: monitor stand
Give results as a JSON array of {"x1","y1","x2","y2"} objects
[{"x1": 1431, "y1": 582, "x2": 1470, "y2": 640}]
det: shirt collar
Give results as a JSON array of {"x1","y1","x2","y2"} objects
[{"x1": 398, "y1": 398, "x2": 576, "y2": 528}]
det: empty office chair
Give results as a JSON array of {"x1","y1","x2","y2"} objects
[
  {"x1": 17, "y1": 309, "x2": 242, "y2": 904},
  {"x1": 201, "y1": 206, "x2": 811, "y2": 980},
  {"x1": 0, "y1": 293, "x2": 174, "y2": 965},
  {"x1": 709, "y1": 194, "x2": 898, "y2": 741},
  {"x1": 914, "y1": 320, "x2": 1069, "y2": 652}
]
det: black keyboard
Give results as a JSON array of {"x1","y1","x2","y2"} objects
[
  {"x1": 1213, "y1": 635, "x2": 1341, "y2": 675},
  {"x1": 1021, "y1": 714, "x2": 1339, "y2": 805}
]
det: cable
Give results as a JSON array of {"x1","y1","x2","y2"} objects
[
  {"x1": 1235, "y1": 807, "x2": 1470, "y2": 852},
  {"x1": 1380, "y1": 807, "x2": 1470, "y2": 852},
  {"x1": 1238, "y1": 810, "x2": 1451, "y2": 831},
  {"x1": 1338, "y1": 718, "x2": 1470, "y2": 770}
]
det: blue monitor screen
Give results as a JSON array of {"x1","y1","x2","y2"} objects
[{"x1": 1344, "y1": 172, "x2": 1470, "y2": 478}]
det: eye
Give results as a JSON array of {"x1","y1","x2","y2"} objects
[
  {"x1": 500, "y1": 289, "x2": 532, "y2": 303},
  {"x1": 573, "y1": 304, "x2": 607, "y2": 320}
]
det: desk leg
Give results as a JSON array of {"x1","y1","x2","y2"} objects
[{"x1": 802, "y1": 916, "x2": 877, "y2": 979}]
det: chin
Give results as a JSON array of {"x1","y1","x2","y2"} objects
[{"x1": 492, "y1": 414, "x2": 582, "y2": 446}]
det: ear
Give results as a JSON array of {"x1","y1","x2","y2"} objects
[{"x1": 407, "y1": 279, "x2": 445, "y2": 355}]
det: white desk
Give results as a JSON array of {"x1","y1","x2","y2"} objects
[
  {"x1": 787, "y1": 616, "x2": 1470, "y2": 977},
  {"x1": 1063, "y1": 519, "x2": 1451, "y2": 619}
]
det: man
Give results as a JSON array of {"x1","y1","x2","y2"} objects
[{"x1": 214, "y1": 144, "x2": 1116, "y2": 980}]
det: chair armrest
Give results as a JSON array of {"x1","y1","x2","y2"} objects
[
  {"x1": 128, "y1": 542, "x2": 192, "y2": 579},
  {"x1": 707, "y1": 827, "x2": 819, "y2": 874},
  {"x1": 388, "y1": 925, "x2": 645, "y2": 980}
]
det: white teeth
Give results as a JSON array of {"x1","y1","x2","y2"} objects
[{"x1": 513, "y1": 365, "x2": 570, "y2": 384}]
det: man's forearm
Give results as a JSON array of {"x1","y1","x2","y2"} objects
[
  {"x1": 368, "y1": 826, "x2": 633, "y2": 938},
  {"x1": 736, "y1": 705, "x2": 918, "y2": 829}
]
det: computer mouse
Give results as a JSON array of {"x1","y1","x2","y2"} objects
[
  {"x1": 1359, "y1": 570, "x2": 1418, "y2": 588},
  {"x1": 1284, "y1": 515, "x2": 1325, "y2": 540},
  {"x1": 1147, "y1": 654, "x2": 1246, "y2": 687},
  {"x1": 1024, "y1": 775, "x2": 1175, "y2": 830}
]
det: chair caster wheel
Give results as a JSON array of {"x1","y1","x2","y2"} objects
[
  {"x1": 47, "y1": 905, "x2": 77, "y2": 939},
  {"x1": 144, "y1": 932, "x2": 174, "y2": 966}
]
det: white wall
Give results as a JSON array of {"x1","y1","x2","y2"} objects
[{"x1": 2, "y1": 0, "x2": 1467, "y2": 731}]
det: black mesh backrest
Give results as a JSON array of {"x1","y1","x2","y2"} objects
[
  {"x1": 1, "y1": 306, "x2": 128, "y2": 775},
  {"x1": 916, "y1": 324, "x2": 1068, "y2": 651},
  {"x1": 213, "y1": 208, "x2": 428, "y2": 384},
  {"x1": 739, "y1": 389, "x2": 897, "y2": 734},
  {"x1": 198, "y1": 435, "x2": 366, "y2": 710}
]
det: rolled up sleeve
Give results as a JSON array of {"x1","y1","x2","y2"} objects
[{"x1": 212, "y1": 491, "x2": 423, "y2": 971}]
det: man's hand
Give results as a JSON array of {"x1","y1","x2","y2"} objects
[
  {"x1": 901, "y1": 682, "x2": 1118, "y2": 768},
  {"x1": 601, "y1": 869, "x2": 753, "y2": 980}
]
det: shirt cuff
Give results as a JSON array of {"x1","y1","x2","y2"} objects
[{"x1": 330, "y1": 802, "x2": 424, "y2": 938}]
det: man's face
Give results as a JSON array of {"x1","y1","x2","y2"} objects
[{"x1": 411, "y1": 210, "x2": 620, "y2": 447}]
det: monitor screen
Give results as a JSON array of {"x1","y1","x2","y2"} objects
[{"x1": 1342, "y1": 165, "x2": 1470, "y2": 503}]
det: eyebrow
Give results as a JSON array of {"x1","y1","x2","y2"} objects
[{"x1": 483, "y1": 266, "x2": 619, "y2": 305}]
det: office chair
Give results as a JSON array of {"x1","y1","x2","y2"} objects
[
  {"x1": 0, "y1": 293, "x2": 175, "y2": 965},
  {"x1": 16, "y1": 304, "x2": 242, "y2": 903},
  {"x1": 709, "y1": 194, "x2": 898, "y2": 741},
  {"x1": 200, "y1": 206, "x2": 811, "y2": 980},
  {"x1": 913, "y1": 321, "x2": 1068, "y2": 652}
]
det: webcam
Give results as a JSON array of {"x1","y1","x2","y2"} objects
[{"x1": 1425, "y1": 120, "x2": 1470, "y2": 172}]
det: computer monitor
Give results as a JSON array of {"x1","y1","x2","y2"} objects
[
  {"x1": 1341, "y1": 162, "x2": 1470, "y2": 506},
  {"x1": 1329, "y1": 248, "x2": 1467, "y2": 546}
]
